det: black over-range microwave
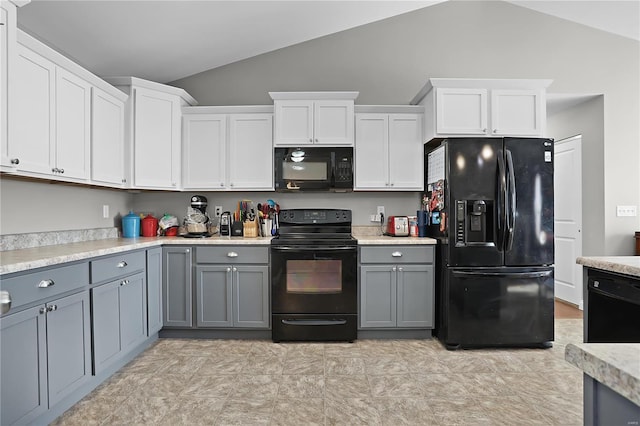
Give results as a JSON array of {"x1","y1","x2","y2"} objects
[{"x1": 274, "y1": 147, "x2": 353, "y2": 192}]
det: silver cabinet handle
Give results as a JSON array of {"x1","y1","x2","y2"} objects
[
  {"x1": 482, "y1": 128, "x2": 487, "y2": 133},
  {"x1": 120, "y1": 279, "x2": 129, "y2": 286},
  {"x1": 47, "y1": 304, "x2": 57, "y2": 312},
  {"x1": 232, "y1": 267, "x2": 237, "y2": 272},
  {"x1": 493, "y1": 129, "x2": 498, "y2": 133},
  {"x1": 315, "y1": 139, "x2": 318, "y2": 143},
  {"x1": 226, "y1": 267, "x2": 231, "y2": 272},
  {"x1": 0, "y1": 290, "x2": 11, "y2": 314},
  {"x1": 227, "y1": 252, "x2": 238, "y2": 258},
  {"x1": 59, "y1": 168, "x2": 64, "y2": 174},
  {"x1": 391, "y1": 251, "x2": 402, "y2": 257},
  {"x1": 117, "y1": 261, "x2": 127, "y2": 268},
  {"x1": 52, "y1": 167, "x2": 58, "y2": 173},
  {"x1": 392, "y1": 266, "x2": 397, "y2": 272},
  {"x1": 230, "y1": 183, "x2": 234, "y2": 187},
  {"x1": 398, "y1": 267, "x2": 403, "y2": 272},
  {"x1": 10, "y1": 158, "x2": 19, "y2": 165},
  {"x1": 309, "y1": 138, "x2": 313, "y2": 143},
  {"x1": 39, "y1": 307, "x2": 47, "y2": 314},
  {"x1": 185, "y1": 249, "x2": 190, "y2": 253},
  {"x1": 220, "y1": 182, "x2": 224, "y2": 187},
  {"x1": 38, "y1": 279, "x2": 55, "y2": 288}
]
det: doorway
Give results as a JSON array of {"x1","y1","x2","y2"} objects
[{"x1": 554, "y1": 135, "x2": 583, "y2": 308}]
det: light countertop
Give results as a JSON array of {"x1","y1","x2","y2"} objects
[
  {"x1": 565, "y1": 343, "x2": 640, "y2": 405},
  {"x1": 576, "y1": 256, "x2": 640, "y2": 278},
  {"x1": 0, "y1": 235, "x2": 438, "y2": 275}
]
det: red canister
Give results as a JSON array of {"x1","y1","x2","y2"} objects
[{"x1": 141, "y1": 214, "x2": 159, "y2": 237}]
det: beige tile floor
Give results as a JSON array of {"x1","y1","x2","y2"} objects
[{"x1": 52, "y1": 319, "x2": 583, "y2": 425}]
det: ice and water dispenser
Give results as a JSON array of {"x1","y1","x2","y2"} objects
[{"x1": 455, "y1": 199, "x2": 494, "y2": 246}]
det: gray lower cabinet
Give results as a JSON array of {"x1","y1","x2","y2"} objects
[
  {"x1": 195, "y1": 246, "x2": 269, "y2": 329},
  {"x1": 91, "y1": 272, "x2": 147, "y2": 374},
  {"x1": 0, "y1": 290, "x2": 91, "y2": 425},
  {"x1": 359, "y1": 246, "x2": 434, "y2": 329},
  {"x1": 195, "y1": 265, "x2": 270, "y2": 328},
  {"x1": 162, "y1": 247, "x2": 193, "y2": 327},
  {"x1": 146, "y1": 247, "x2": 163, "y2": 335}
]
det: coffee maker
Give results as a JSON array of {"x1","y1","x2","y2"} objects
[{"x1": 184, "y1": 195, "x2": 211, "y2": 238}]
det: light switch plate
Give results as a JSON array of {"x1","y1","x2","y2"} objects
[
  {"x1": 616, "y1": 205, "x2": 637, "y2": 217},
  {"x1": 102, "y1": 205, "x2": 109, "y2": 219}
]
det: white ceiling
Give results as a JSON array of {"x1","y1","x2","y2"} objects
[{"x1": 16, "y1": 0, "x2": 639, "y2": 84}]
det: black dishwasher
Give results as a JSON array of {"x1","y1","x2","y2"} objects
[{"x1": 585, "y1": 270, "x2": 640, "y2": 343}]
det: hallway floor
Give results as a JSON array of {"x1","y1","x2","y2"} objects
[{"x1": 52, "y1": 319, "x2": 583, "y2": 425}]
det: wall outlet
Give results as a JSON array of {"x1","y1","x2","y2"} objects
[
  {"x1": 214, "y1": 206, "x2": 223, "y2": 217},
  {"x1": 102, "y1": 205, "x2": 109, "y2": 219},
  {"x1": 616, "y1": 205, "x2": 637, "y2": 217},
  {"x1": 370, "y1": 214, "x2": 381, "y2": 222},
  {"x1": 377, "y1": 206, "x2": 385, "y2": 217}
]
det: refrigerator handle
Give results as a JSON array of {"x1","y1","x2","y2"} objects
[
  {"x1": 496, "y1": 150, "x2": 506, "y2": 252},
  {"x1": 505, "y1": 150, "x2": 517, "y2": 251}
]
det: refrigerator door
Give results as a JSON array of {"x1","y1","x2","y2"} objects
[
  {"x1": 443, "y1": 266, "x2": 554, "y2": 348},
  {"x1": 504, "y1": 138, "x2": 554, "y2": 266},
  {"x1": 446, "y1": 138, "x2": 503, "y2": 267}
]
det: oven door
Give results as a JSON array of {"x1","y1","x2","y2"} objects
[{"x1": 271, "y1": 244, "x2": 357, "y2": 314}]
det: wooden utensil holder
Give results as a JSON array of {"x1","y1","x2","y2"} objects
[{"x1": 243, "y1": 220, "x2": 258, "y2": 238}]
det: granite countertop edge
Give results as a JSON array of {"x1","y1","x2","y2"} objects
[
  {"x1": 565, "y1": 343, "x2": 640, "y2": 406},
  {"x1": 0, "y1": 235, "x2": 438, "y2": 275},
  {"x1": 576, "y1": 256, "x2": 640, "y2": 278}
]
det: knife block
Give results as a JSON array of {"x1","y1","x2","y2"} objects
[{"x1": 243, "y1": 220, "x2": 258, "y2": 238}]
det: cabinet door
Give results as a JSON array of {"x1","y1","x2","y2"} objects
[
  {"x1": 491, "y1": 89, "x2": 544, "y2": 136},
  {"x1": 10, "y1": 44, "x2": 55, "y2": 175},
  {"x1": 396, "y1": 265, "x2": 434, "y2": 328},
  {"x1": 182, "y1": 113, "x2": 226, "y2": 189},
  {"x1": 388, "y1": 114, "x2": 423, "y2": 190},
  {"x1": 195, "y1": 265, "x2": 233, "y2": 327},
  {"x1": 119, "y1": 272, "x2": 147, "y2": 353},
  {"x1": 273, "y1": 100, "x2": 313, "y2": 146},
  {"x1": 133, "y1": 87, "x2": 181, "y2": 189},
  {"x1": 314, "y1": 100, "x2": 354, "y2": 145},
  {"x1": 55, "y1": 67, "x2": 90, "y2": 180},
  {"x1": 354, "y1": 114, "x2": 388, "y2": 190},
  {"x1": 228, "y1": 113, "x2": 273, "y2": 190},
  {"x1": 45, "y1": 291, "x2": 91, "y2": 406},
  {"x1": 163, "y1": 247, "x2": 193, "y2": 327},
  {"x1": 91, "y1": 280, "x2": 121, "y2": 374},
  {"x1": 0, "y1": 5, "x2": 11, "y2": 169},
  {"x1": 91, "y1": 87, "x2": 125, "y2": 186},
  {"x1": 359, "y1": 265, "x2": 396, "y2": 328},
  {"x1": 436, "y1": 88, "x2": 488, "y2": 135},
  {"x1": 234, "y1": 265, "x2": 269, "y2": 328},
  {"x1": 0, "y1": 305, "x2": 47, "y2": 425},
  {"x1": 146, "y1": 247, "x2": 163, "y2": 335}
]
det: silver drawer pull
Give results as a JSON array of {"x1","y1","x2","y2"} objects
[
  {"x1": 227, "y1": 252, "x2": 238, "y2": 258},
  {"x1": 38, "y1": 279, "x2": 55, "y2": 288},
  {"x1": 391, "y1": 251, "x2": 403, "y2": 257},
  {"x1": 0, "y1": 291, "x2": 11, "y2": 315},
  {"x1": 120, "y1": 279, "x2": 129, "y2": 286},
  {"x1": 117, "y1": 261, "x2": 128, "y2": 268},
  {"x1": 47, "y1": 305, "x2": 57, "y2": 312}
]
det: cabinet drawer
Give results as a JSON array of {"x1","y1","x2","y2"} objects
[
  {"x1": 360, "y1": 246, "x2": 433, "y2": 264},
  {"x1": 0, "y1": 262, "x2": 88, "y2": 312},
  {"x1": 196, "y1": 246, "x2": 268, "y2": 264},
  {"x1": 90, "y1": 251, "x2": 145, "y2": 283}
]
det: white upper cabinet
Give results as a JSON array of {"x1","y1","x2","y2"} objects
[
  {"x1": 0, "y1": 3, "x2": 17, "y2": 172},
  {"x1": 54, "y1": 67, "x2": 91, "y2": 180},
  {"x1": 9, "y1": 41, "x2": 91, "y2": 181},
  {"x1": 182, "y1": 107, "x2": 274, "y2": 191},
  {"x1": 270, "y1": 92, "x2": 358, "y2": 146},
  {"x1": 182, "y1": 113, "x2": 227, "y2": 189},
  {"x1": 412, "y1": 79, "x2": 551, "y2": 141},
  {"x1": 107, "y1": 77, "x2": 197, "y2": 191},
  {"x1": 228, "y1": 113, "x2": 273, "y2": 190},
  {"x1": 91, "y1": 87, "x2": 127, "y2": 186},
  {"x1": 355, "y1": 107, "x2": 423, "y2": 191}
]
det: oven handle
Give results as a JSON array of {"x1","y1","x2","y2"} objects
[
  {"x1": 271, "y1": 246, "x2": 357, "y2": 252},
  {"x1": 281, "y1": 319, "x2": 348, "y2": 326}
]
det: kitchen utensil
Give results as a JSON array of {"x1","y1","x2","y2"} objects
[{"x1": 122, "y1": 211, "x2": 141, "y2": 238}]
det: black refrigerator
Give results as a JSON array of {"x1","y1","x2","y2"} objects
[{"x1": 425, "y1": 137, "x2": 554, "y2": 350}]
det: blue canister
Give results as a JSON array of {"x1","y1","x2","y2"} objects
[
  {"x1": 122, "y1": 211, "x2": 141, "y2": 238},
  {"x1": 417, "y1": 210, "x2": 428, "y2": 237}
]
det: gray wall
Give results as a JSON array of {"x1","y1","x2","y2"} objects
[
  {"x1": 0, "y1": 177, "x2": 132, "y2": 234},
  {"x1": 130, "y1": 191, "x2": 420, "y2": 228},
  {"x1": 172, "y1": 0, "x2": 640, "y2": 255},
  {"x1": 548, "y1": 97, "x2": 606, "y2": 256}
]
